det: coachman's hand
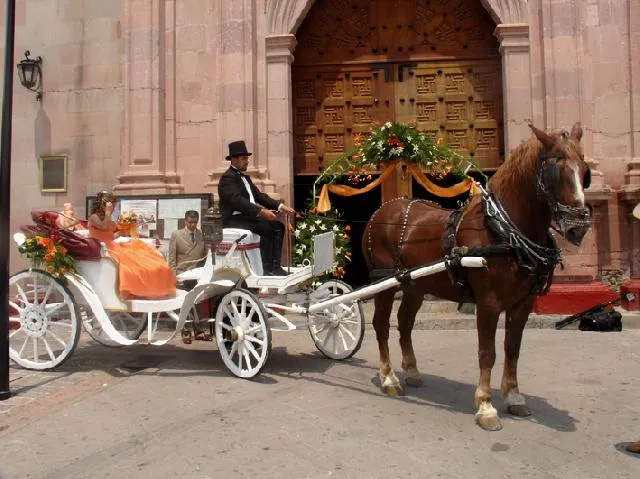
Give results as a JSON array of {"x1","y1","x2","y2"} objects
[{"x1": 258, "y1": 208, "x2": 278, "y2": 221}]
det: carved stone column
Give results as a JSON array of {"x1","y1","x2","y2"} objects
[
  {"x1": 115, "y1": 0, "x2": 182, "y2": 194},
  {"x1": 265, "y1": 34, "x2": 297, "y2": 206},
  {"x1": 494, "y1": 24, "x2": 531, "y2": 155}
]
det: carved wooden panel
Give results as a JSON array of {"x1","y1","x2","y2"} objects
[
  {"x1": 293, "y1": 66, "x2": 394, "y2": 175},
  {"x1": 399, "y1": 61, "x2": 503, "y2": 168},
  {"x1": 295, "y1": 0, "x2": 499, "y2": 65}
]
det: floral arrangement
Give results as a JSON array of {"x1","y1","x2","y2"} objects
[
  {"x1": 318, "y1": 121, "x2": 472, "y2": 185},
  {"x1": 117, "y1": 210, "x2": 138, "y2": 224},
  {"x1": 17, "y1": 233, "x2": 76, "y2": 280},
  {"x1": 293, "y1": 210, "x2": 351, "y2": 279}
]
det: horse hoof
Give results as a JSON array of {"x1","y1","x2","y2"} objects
[
  {"x1": 404, "y1": 375, "x2": 423, "y2": 388},
  {"x1": 507, "y1": 404, "x2": 532, "y2": 417},
  {"x1": 475, "y1": 414, "x2": 503, "y2": 431},
  {"x1": 382, "y1": 385, "x2": 405, "y2": 397}
]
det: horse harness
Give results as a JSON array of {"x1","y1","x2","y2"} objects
[{"x1": 441, "y1": 189, "x2": 562, "y2": 301}]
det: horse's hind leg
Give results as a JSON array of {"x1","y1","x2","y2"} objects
[
  {"x1": 475, "y1": 306, "x2": 502, "y2": 431},
  {"x1": 372, "y1": 289, "x2": 403, "y2": 396},
  {"x1": 398, "y1": 287, "x2": 424, "y2": 387},
  {"x1": 501, "y1": 299, "x2": 535, "y2": 417}
]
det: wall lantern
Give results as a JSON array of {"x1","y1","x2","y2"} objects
[{"x1": 17, "y1": 50, "x2": 43, "y2": 101}]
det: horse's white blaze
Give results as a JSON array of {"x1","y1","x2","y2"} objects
[
  {"x1": 504, "y1": 391, "x2": 526, "y2": 407},
  {"x1": 569, "y1": 163, "x2": 585, "y2": 205},
  {"x1": 475, "y1": 401, "x2": 498, "y2": 418}
]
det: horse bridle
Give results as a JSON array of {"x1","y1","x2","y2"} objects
[{"x1": 536, "y1": 142, "x2": 591, "y2": 233}]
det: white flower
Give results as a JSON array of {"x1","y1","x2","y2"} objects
[
  {"x1": 13, "y1": 232, "x2": 26, "y2": 246},
  {"x1": 296, "y1": 247, "x2": 304, "y2": 255},
  {"x1": 320, "y1": 223, "x2": 326, "y2": 230},
  {"x1": 333, "y1": 225, "x2": 339, "y2": 232},
  {"x1": 300, "y1": 244, "x2": 307, "y2": 251},
  {"x1": 309, "y1": 224, "x2": 316, "y2": 232},
  {"x1": 385, "y1": 121, "x2": 392, "y2": 128},
  {"x1": 294, "y1": 229, "x2": 301, "y2": 238},
  {"x1": 299, "y1": 222, "x2": 307, "y2": 230},
  {"x1": 315, "y1": 219, "x2": 322, "y2": 225},
  {"x1": 397, "y1": 146, "x2": 404, "y2": 153}
]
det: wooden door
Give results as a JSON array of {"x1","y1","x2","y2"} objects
[{"x1": 293, "y1": 65, "x2": 395, "y2": 176}]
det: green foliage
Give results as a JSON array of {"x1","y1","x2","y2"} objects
[
  {"x1": 317, "y1": 121, "x2": 477, "y2": 185},
  {"x1": 18, "y1": 233, "x2": 76, "y2": 281}
]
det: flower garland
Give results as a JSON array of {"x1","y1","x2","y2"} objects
[
  {"x1": 293, "y1": 210, "x2": 351, "y2": 279},
  {"x1": 17, "y1": 232, "x2": 76, "y2": 280},
  {"x1": 317, "y1": 121, "x2": 475, "y2": 186}
]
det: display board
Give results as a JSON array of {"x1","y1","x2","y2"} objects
[{"x1": 85, "y1": 193, "x2": 213, "y2": 240}]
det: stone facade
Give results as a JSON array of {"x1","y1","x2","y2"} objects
[{"x1": 1, "y1": 0, "x2": 639, "y2": 294}]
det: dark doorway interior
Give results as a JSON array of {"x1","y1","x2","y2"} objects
[{"x1": 293, "y1": 176, "x2": 381, "y2": 288}]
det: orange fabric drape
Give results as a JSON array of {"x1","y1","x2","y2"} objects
[{"x1": 316, "y1": 161, "x2": 476, "y2": 213}]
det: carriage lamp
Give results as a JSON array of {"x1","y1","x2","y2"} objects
[
  {"x1": 17, "y1": 50, "x2": 43, "y2": 101},
  {"x1": 202, "y1": 205, "x2": 222, "y2": 245}
]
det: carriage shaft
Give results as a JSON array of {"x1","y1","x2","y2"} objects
[{"x1": 306, "y1": 257, "x2": 486, "y2": 314}]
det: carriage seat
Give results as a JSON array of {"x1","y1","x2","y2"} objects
[{"x1": 214, "y1": 228, "x2": 263, "y2": 276}]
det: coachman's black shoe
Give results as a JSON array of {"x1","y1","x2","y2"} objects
[{"x1": 271, "y1": 266, "x2": 292, "y2": 276}]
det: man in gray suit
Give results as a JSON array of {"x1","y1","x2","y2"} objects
[
  {"x1": 169, "y1": 210, "x2": 209, "y2": 341},
  {"x1": 168, "y1": 210, "x2": 207, "y2": 276}
]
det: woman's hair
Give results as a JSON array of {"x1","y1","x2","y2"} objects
[{"x1": 90, "y1": 191, "x2": 117, "y2": 219}]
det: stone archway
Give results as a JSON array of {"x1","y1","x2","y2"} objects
[{"x1": 265, "y1": 0, "x2": 532, "y2": 206}]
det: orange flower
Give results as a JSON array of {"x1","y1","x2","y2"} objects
[
  {"x1": 37, "y1": 236, "x2": 51, "y2": 248},
  {"x1": 345, "y1": 225, "x2": 351, "y2": 231},
  {"x1": 59, "y1": 246, "x2": 67, "y2": 255}
]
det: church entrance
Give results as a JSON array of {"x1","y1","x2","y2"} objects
[{"x1": 292, "y1": 0, "x2": 503, "y2": 285}]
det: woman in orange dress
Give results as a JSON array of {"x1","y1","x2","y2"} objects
[{"x1": 88, "y1": 191, "x2": 176, "y2": 300}]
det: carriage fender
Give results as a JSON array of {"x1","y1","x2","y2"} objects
[
  {"x1": 174, "y1": 279, "x2": 237, "y2": 332},
  {"x1": 65, "y1": 274, "x2": 138, "y2": 346}
]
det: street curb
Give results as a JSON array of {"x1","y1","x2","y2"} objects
[{"x1": 358, "y1": 300, "x2": 640, "y2": 330}]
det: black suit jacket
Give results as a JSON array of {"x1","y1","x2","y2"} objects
[{"x1": 218, "y1": 166, "x2": 281, "y2": 225}]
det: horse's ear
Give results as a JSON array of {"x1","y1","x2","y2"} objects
[
  {"x1": 570, "y1": 122, "x2": 583, "y2": 142},
  {"x1": 529, "y1": 124, "x2": 555, "y2": 150}
]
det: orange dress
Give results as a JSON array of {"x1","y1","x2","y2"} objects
[{"x1": 89, "y1": 225, "x2": 176, "y2": 300}]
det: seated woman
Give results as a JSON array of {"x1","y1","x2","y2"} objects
[{"x1": 88, "y1": 191, "x2": 176, "y2": 300}]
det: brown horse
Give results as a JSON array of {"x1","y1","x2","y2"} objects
[{"x1": 362, "y1": 123, "x2": 591, "y2": 430}]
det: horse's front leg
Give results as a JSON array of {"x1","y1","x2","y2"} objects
[
  {"x1": 475, "y1": 308, "x2": 502, "y2": 431},
  {"x1": 398, "y1": 288, "x2": 424, "y2": 387},
  {"x1": 501, "y1": 299, "x2": 535, "y2": 417},
  {"x1": 372, "y1": 290, "x2": 403, "y2": 396}
]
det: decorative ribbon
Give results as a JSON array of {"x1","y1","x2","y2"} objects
[{"x1": 316, "y1": 161, "x2": 477, "y2": 213}]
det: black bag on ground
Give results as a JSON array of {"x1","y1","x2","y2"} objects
[{"x1": 577, "y1": 309, "x2": 622, "y2": 332}]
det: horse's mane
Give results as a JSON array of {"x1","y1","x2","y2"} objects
[
  {"x1": 489, "y1": 129, "x2": 572, "y2": 199},
  {"x1": 489, "y1": 136, "x2": 542, "y2": 199}
]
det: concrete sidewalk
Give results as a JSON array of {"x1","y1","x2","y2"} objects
[{"x1": 358, "y1": 298, "x2": 640, "y2": 330}]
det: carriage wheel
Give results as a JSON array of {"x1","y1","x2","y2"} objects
[
  {"x1": 82, "y1": 310, "x2": 146, "y2": 347},
  {"x1": 308, "y1": 279, "x2": 364, "y2": 360},
  {"x1": 214, "y1": 288, "x2": 271, "y2": 378},
  {"x1": 8, "y1": 269, "x2": 81, "y2": 370}
]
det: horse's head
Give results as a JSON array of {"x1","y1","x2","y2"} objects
[{"x1": 529, "y1": 122, "x2": 591, "y2": 246}]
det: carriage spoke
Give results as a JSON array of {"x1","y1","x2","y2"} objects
[
  {"x1": 219, "y1": 321, "x2": 233, "y2": 332},
  {"x1": 15, "y1": 283, "x2": 29, "y2": 305},
  {"x1": 9, "y1": 300, "x2": 23, "y2": 313},
  {"x1": 18, "y1": 336, "x2": 29, "y2": 356},
  {"x1": 46, "y1": 329, "x2": 68, "y2": 348},
  {"x1": 50, "y1": 320, "x2": 73, "y2": 329},
  {"x1": 245, "y1": 342, "x2": 261, "y2": 362},
  {"x1": 337, "y1": 327, "x2": 349, "y2": 352},
  {"x1": 242, "y1": 348, "x2": 252, "y2": 370},
  {"x1": 32, "y1": 337, "x2": 39, "y2": 363},
  {"x1": 338, "y1": 323, "x2": 356, "y2": 342},
  {"x1": 44, "y1": 302, "x2": 66, "y2": 317},
  {"x1": 244, "y1": 335, "x2": 264, "y2": 347},
  {"x1": 42, "y1": 337, "x2": 56, "y2": 361},
  {"x1": 41, "y1": 283, "x2": 54, "y2": 306}
]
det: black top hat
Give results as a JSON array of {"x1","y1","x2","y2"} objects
[{"x1": 226, "y1": 140, "x2": 252, "y2": 160}]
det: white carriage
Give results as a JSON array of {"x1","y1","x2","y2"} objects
[{"x1": 8, "y1": 228, "x2": 366, "y2": 378}]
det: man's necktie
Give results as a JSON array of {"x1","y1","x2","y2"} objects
[{"x1": 190, "y1": 231, "x2": 195, "y2": 243}]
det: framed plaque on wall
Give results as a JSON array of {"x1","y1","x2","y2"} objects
[{"x1": 39, "y1": 155, "x2": 68, "y2": 193}]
